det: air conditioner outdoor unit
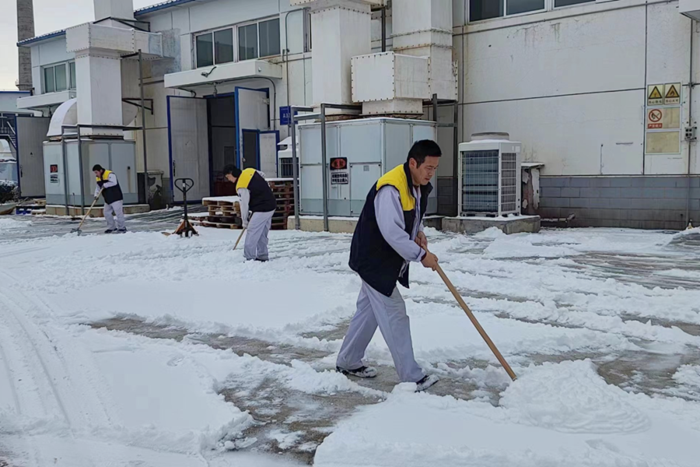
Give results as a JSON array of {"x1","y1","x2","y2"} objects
[{"x1": 458, "y1": 133, "x2": 522, "y2": 217}]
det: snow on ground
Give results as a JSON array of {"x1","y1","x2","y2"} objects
[{"x1": 1, "y1": 217, "x2": 699, "y2": 466}]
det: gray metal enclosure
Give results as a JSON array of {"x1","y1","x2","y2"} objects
[
  {"x1": 299, "y1": 118, "x2": 438, "y2": 217},
  {"x1": 43, "y1": 139, "x2": 138, "y2": 207},
  {"x1": 17, "y1": 116, "x2": 50, "y2": 198}
]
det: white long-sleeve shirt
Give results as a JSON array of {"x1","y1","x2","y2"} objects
[
  {"x1": 237, "y1": 188, "x2": 251, "y2": 226},
  {"x1": 374, "y1": 185, "x2": 426, "y2": 268},
  {"x1": 95, "y1": 172, "x2": 118, "y2": 198}
]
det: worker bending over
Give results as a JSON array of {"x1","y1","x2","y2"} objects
[
  {"x1": 224, "y1": 165, "x2": 277, "y2": 261},
  {"x1": 336, "y1": 140, "x2": 441, "y2": 392},
  {"x1": 93, "y1": 164, "x2": 126, "y2": 234}
]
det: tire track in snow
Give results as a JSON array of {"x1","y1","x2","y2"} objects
[{"x1": 0, "y1": 272, "x2": 100, "y2": 467}]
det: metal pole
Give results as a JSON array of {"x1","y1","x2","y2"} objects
[
  {"x1": 432, "y1": 93, "x2": 438, "y2": 122},
  {"x1": 685, "y1": 21, "x2": 694, "y2": 227},
  {"x1": 77, "y1": 125, "x2": 85, "y2": 215},
  {"x1": 139, "y1": 50, "x2": 150, "y2": 207},
  {"x1": 381, "y1": 7, "x2": 386, "y2": 53},
  {"x1": 61, "y1": 131, "x2": 69, "y2": 217},
  {"x1": 291, "y1": 111, "x2": 301, "y2": 230},
  {"x1": 453, "y1": 101, "x2": 460, "y2": 217},
  {"x1": 320, "y1": 103, "x2": 329, "y2": 232}
]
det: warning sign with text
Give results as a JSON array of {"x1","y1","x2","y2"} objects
[
  {"x1": 648, "y1": 85, "x2": 664, "y2": 106},
  {"x1": 664, "y1": 83, "x2": 681, "y2": 105},
  {"x1": 646, "y1": 107, "x2": 680, "y2": 130}
]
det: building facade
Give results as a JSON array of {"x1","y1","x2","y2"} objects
[{"x1": 15, "y1": 0, "x2": 700, "y2": 229}]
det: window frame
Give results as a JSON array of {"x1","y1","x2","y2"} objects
[
  {"x1": 195, "y1": 26, "x2": 236, "y2": 69},
  {"x1": 193, "y1": 15, "x2": 282, "y2": 69},
  {"x1": 42, "y1": 61, "x2": 76, "y2": 94},
  {"x1": 468, "y1": 0, "x2": 596, "y2": 23}
]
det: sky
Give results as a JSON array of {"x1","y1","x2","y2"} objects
[{"x1": 0, "y1": 0, "x2": 158, "y2": 90}]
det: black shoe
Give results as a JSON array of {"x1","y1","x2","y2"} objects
[
  {"x1": 255, "y1": 258, "x2": 269, "y2": 262},
  {"x1": 415, "y1": 374, "x2": 439, "y2": 392},
  {"x1": 336, "y1": 366, "x2": 378, "y2": 378},
  {"x1": 104, "y1": 229, "x2": 115, "y2": 234},
  {"x1": 117, "y1": 228, "x2": 127, "y2": 234}
]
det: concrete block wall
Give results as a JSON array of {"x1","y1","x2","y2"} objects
[{"x1": 538, "y1": 176, "x2": 700, "y2": 230}]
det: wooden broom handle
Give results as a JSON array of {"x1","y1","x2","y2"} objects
[
  {"x1": 434, "y1": 263, "x2": 517, "y2": 381},
  {"x1": 233, "y1": 226, "x2": 246, "y2": 250}
]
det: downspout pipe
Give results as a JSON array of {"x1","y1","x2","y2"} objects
[{"x1": 687, "y1": 19, "x2": 696, "y2": 228}]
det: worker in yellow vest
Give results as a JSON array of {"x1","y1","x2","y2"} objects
[
  {"x1": 336, "y1": 140, "x2": 441, "y2": 392},
  {"x1": 93, "y1": 164, "x2": 126, "y2": 234},
  {"x1": 224, "y1": 165, "x2": 277, "y2": 261}
]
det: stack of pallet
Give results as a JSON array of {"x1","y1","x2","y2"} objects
[
  {"x1": 268, "y1": 178, "x2": 294, "y2": 230},
  {"x1": 198, "y1": 178, "x2": 294, "y2": 230},
  {"x1": 200, "y1": 197, "x2": 242, "y2": 229}
]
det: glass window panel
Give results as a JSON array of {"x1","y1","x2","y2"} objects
[
  {"x1": 196, "y1": 33, "x2": 214, "y2": 68},
  {"x1": 214, "y1": 29, "x2": 234, "y2": 64},
  {"x1": 238, "y1": 23, "x2": 258, "y2": 61},
  {"x1": 259, "y1": 18, "x2": 281, "y2": 57},
  {"x1": 55, "y1": 64, "x2": 67, "y2": 92},
  {"x1": 506, "y1": 0, "x2": 545, "y2": 15},
  {"x1": 470, "y1": 0, "x2": 504, "y2": 21},
  {"x1": 44, "y1": 67, "x2": 55, "y2": 93},
  {"x1": 69, "y1": 62, "x2": 76, "y2": 89},
  {"x1": 554, "y1": 0, "x2": 594, "y2": 7}
]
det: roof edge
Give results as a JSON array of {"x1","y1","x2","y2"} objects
[
  {"x1": 134, "y1": 0, "x2": 201, "y2": 16},
  {"x1": 17, "y1": 30, "x2": 66, "y2": 47}
]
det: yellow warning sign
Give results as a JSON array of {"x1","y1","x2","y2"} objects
[
  {"x1": 665, "y1": 83, "x2": 681, "y2": 105},
  {"x1": 648, "y1": 85, "x2": 664, "y2": 106}
]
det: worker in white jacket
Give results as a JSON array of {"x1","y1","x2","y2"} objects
[
  {"x1": 223, "y1": 165, "x2": 277, "y2": 261},
  {"x1": 93, "y1": 164, "x2": 126, "y2": 233}
]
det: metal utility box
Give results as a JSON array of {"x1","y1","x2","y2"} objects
[
  {"x1": 299, "y1": 117, "x2": 438, "y2": 217},
  {"x1": 0, "y1": 115, "x2": 50, "y2": 198},
  {"x1": 43, "y1": 139, "x2": 138, "y2": 207},
  {"x1": 458, "y1": 135, "x2": 522, "y2": 217}
]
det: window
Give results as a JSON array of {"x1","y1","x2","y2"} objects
[
  {"x1": 44, "y1": 67, "x2": 56, "y2": 93},
  {"x1": 554, "y1": 0, "x2": 594, "y2": 7},
  {"x1": 196, "y1": 33, "x2": 214, "y2": 68},
  {"x1": 215, "y1": 29, "x2": 234, "y2": 64},
  {"x1": 239, "y1": 18, "x2": 281, "y2": 61},
  {"x1": 69, "y1": 62, "x2": 76, "y2": 89},
  {"x1": 259, "y1": 18, "x2": 281, "y2": 58},
  {"x1": 238, "y1": 23, "x2": 259, "y2": 61},
  {"x1": 196, "y1": 28, "x2": 236, "y2": 68},
  {"x1": 55, "y1": 64, "x2": 67, "y2": 91},
  {"x1": 195, "y1": 17, "x2": 281, "y2": 68},
  {"x1": 43, "y1": 62, "x2": 76, "y2": 93},
  {"x1": 470, "y1": 0, "x2": 544, "y2": 21}
]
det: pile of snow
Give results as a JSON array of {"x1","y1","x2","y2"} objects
[{"x1": 315, "y1": 360, "x2": 700, "y2": 467}]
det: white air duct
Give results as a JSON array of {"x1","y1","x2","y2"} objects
[
  {"x1": 65, "y1": 0, "x2": 161, "y2": 137},
  {"x1": 392, "y1": 0, "x2": 456, "y2": 101},
  {"x1": 291, "y1": 0, "x2": 380, "y2": 109},
  {"x1": 352, "y1": 0, "x2": 456, "y2": 116},
  {"x1": 95, "y1": 0, "x2": 134, "y2": 22}
]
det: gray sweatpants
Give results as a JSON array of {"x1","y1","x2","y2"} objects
[
  {"x1": 244, "y1": 210, "x2": 275, "y2": 261},
  {"x1": 104, "y1": 200, "x2": 126, "y2": 230},
  {"x1": 336, "y1": 281, "x2": 425, "y2": 383}
]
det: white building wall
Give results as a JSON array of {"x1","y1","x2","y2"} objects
[
  {"x1": 458, "y1": 0, "x2": 699, "y2": 177},
  {"x1": 0, "y1": 92, "x2": 31, "y2": 113}
]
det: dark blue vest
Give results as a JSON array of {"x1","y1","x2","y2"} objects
[{"x1": 349, "y1": 163, "x2": 432, "y2": 297}]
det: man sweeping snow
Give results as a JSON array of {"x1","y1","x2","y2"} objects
[
  {"x1": 223, "y1": 165, "x2": 277, "y2": 262},
  {"x1": 336, "y1": 140, "x2": 441, "y2": 392},
  {"x1": 93, "y1": 164, "x2": 126, "y2": 234}
]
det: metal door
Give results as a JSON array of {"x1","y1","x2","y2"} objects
[
  {"x1": 167, "y1": 96, "x2": 210, "y2": 201},
  {"x1": 235, "y1": 87, "x2": 269, "y2": 169},
  {"x1": 16, "y1": 116, "x2": 50, "y2": 197},
  {"x1": 259, "y1": 130, "x2": 279, "y2": 177}
]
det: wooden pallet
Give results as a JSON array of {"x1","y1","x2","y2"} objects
[{"x1": 196, "y1": 220, "x2": 243, "y2": 229}]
